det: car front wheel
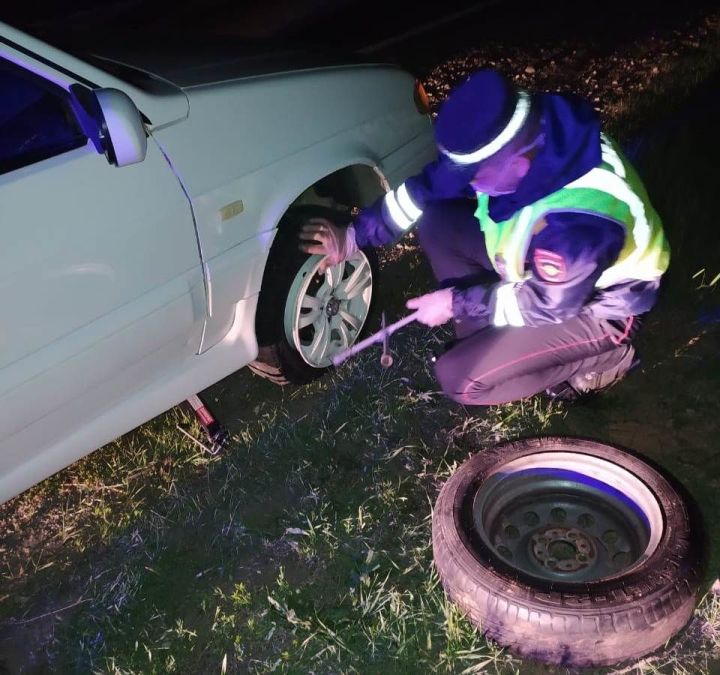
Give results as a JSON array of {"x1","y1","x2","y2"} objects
[{"x1": 250, "y1": 205, "x2": 377, "y2": 385}]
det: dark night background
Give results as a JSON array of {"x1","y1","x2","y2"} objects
[
  {"x1": 3, "y1": 0, "x2": 718, "y2": 76},
  {"x1": 2, "y1": 1, "x2": 720, "y2": 673}
]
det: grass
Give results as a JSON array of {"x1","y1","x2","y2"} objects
[
  {"x1": 2, "y1": 12, "x2": 720, "y2": 675},
  {"x1": 0, "y1": 322, "x2": 564, "y2": 674}
]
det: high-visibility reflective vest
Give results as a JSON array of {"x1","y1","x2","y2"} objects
[{"x1": 475, "y1": 135, "x2": 670, "y2": 288}]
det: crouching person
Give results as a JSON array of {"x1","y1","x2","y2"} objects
[{"x1": 300, "y1": 69, "x2": 669, "y2": 405}]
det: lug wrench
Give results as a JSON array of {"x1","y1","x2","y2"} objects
[
  {"x1": 380, "y1": 312, "x2": 393, "y2": 368},
  {"x1": 331, "y1": 310, "x2": 419, "y2": 368}
]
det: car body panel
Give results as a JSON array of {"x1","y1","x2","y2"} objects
[
  {"x1": 153, "y1": 68, "x2": 434, "y2": 348},
  {"x1": 0, "y1": 293, "x2": 259, "y2": 502},
  {"x1": 81, "y1": 40, "x2": 379, "y2": 89},
  {"x1": 0, "y1": 45, "x2": 205, "y2": 502},
  {"x1": 0, "y1": 20, "x2": 435, "y2": 503}
]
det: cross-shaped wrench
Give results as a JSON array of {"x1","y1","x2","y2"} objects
[
  {"x1": 331, "y1": 310, "x2": 419, "y2": 368},
  {"x1": 380, "y1": 312, "x2": 393, "y2": 368}
]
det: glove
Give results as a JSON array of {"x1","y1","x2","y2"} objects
[
  {"x1": 299, "y1": 218, "x2": 359, "y2": 274},
  {"x1": 406, "y1": 288, "x2": 455, "y2": 327}
]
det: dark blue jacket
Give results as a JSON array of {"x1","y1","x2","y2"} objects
[{"x1": 353, "y1": 92, "x2": 662, "y2": 326}]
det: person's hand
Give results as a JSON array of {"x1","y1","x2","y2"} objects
[
  {"x1": 299, "y1": 218, "x2": 358, "y2": 274},
  {"x1": 406, "y1": 288, "x2": 455, "y2": 326}
]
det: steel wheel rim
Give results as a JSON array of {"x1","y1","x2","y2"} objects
[
  {"x1": 471, "y1": 452, "x2": 664, "y2": 583},
  {"x1": 284, "y1": 251, "x2": 373, "y2": 368}
]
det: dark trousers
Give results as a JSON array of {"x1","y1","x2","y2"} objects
[{"x1": 416, "y1": 199, "x2": 636, "y2": 405}]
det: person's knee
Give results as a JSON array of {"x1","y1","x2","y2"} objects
[{"x1": 435, "y1": 351, "x2": 492, "y2": 406}]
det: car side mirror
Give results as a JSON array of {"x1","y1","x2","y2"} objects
[{"x1": 93, "y1": 88, "x2": 148, "y2": 167}]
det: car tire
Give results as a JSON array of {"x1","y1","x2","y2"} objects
[
  {"x1": 250, "y1": 205, "x2": 378, "y2": 385},
  {"x1": 432, "y1": 436, "x2": 704, "y2": 668}
]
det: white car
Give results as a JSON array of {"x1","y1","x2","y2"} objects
[{"x1": 0, "y1": 23, "x2": 436, "y2": 503}]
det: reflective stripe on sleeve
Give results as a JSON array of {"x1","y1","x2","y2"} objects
[
  {"x1": 492, "y1": 282, "x2": 525, "y2": 327},
  {"x1": 384, "y1": 190, "x2": 413, "y2": 230},
  {"x1": 397, "y1": 183, "x2": 423, "y2": 220},
  {"x1": 384, "y1": 185, "x2": 421, "y2": 231}
]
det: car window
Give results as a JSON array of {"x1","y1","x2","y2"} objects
[{"x1": 0, "y1": 57, "x2": 87, "y2": 175}]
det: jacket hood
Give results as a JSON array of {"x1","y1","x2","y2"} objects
[{"x1": 489, "y1": 91, "x2": 602, "y2": 222}]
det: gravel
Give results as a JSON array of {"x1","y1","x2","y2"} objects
[{"x1": 418, "y1": 12, "x2": 719, "y2": 125}]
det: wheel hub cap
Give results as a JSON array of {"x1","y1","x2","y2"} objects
[
  {"x1": 471, "y1": 452, "x2": 664, "y2": 583},
  {"x1": 284, "y1": 251, "x2": 373, "y2": 368},
  {"x1": 325, "y1": 297, "x2": 341, "y2": 317}
]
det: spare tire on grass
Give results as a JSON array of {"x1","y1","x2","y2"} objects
[{"x1": 432, "y1": 436, "x2": 704, "y2": 668}]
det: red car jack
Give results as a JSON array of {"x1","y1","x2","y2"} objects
[{"x1": 183, "y1": 394, "x2": 229, "y2": 455}]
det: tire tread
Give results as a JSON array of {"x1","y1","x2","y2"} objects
[{"x1": 432, "y1": 436, "x2": 704, "y2": 667}]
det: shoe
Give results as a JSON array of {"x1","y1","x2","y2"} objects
[
  {"x1": 544, "y1": 380, "x2": 582, "y2": 402},
  {"x1": 545, "y1": 345, "x2": 639, "y2": 402},
  {"x1": 569, "y1": 344, "x2": 639, "y2": 395}
]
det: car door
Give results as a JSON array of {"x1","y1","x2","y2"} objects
[{"x1": 0, "y1": 49, "x2": 206, "y2": 500}]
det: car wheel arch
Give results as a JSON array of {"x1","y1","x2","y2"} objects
[
  {"x1": 254, "y1": 159, "x2": 387, "y2": 310},
  {"x1": 277, "y1": 162, "x2": 388, "y2": 229}
]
